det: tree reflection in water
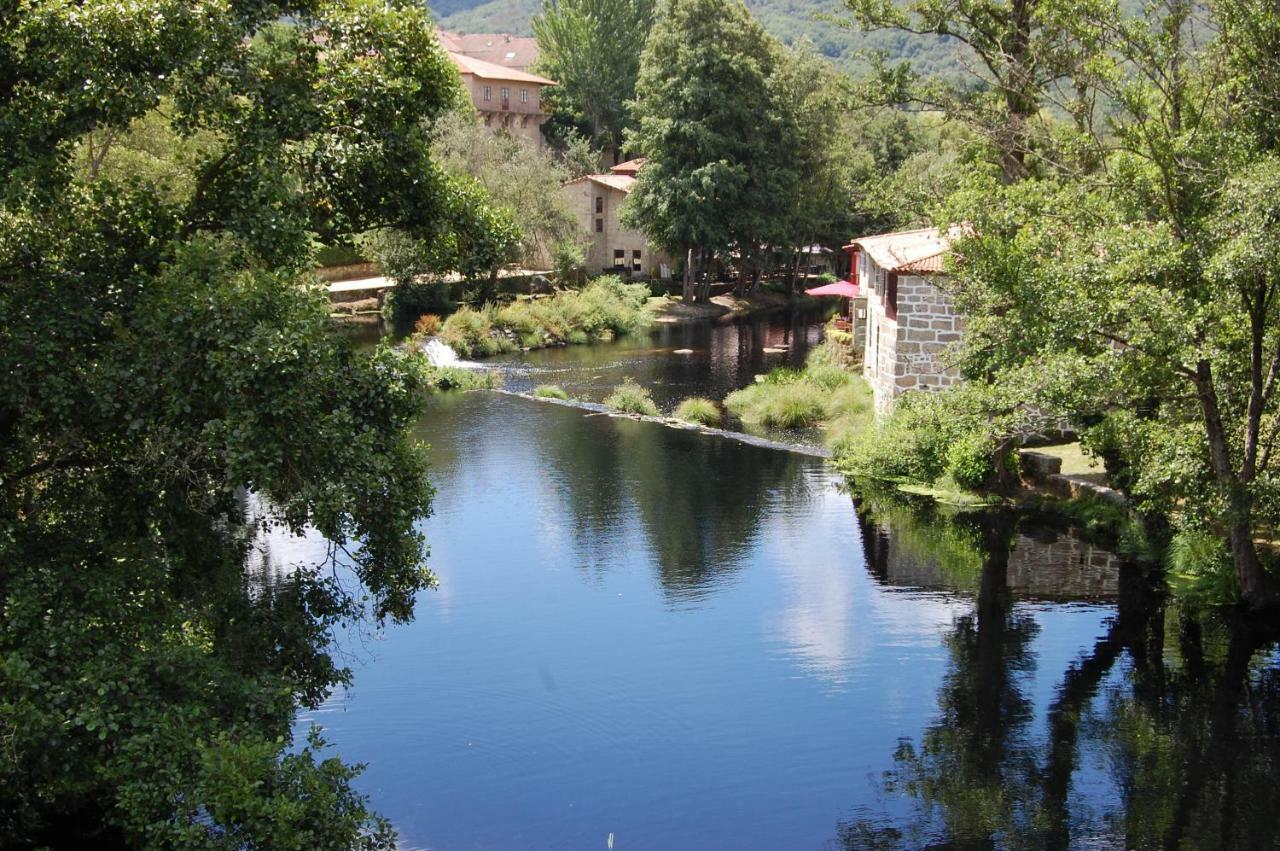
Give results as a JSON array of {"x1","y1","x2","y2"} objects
[{"x1": 838, "y1": 496, "x2": 1280, "y2": 850}]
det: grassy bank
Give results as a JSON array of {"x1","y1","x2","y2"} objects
[
  {"x1": 723, "y1": 340, "x2": 873, "y2": 448},
  {"x1": 423, "y1": 365, "x2": 500, "y2": 391},
  {"x1": 436, "y1": 276, "x2": 652, "y2": 358}
]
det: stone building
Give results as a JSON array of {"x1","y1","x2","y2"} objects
[
  {"x1": 446, "y1": 50, "x2": 555, "y2": 148},
  {"x1": 562, "y1": 159, "x2": 675, "y2": 278},
  {"x1": 846, "y1": 226, "x2": 961, "y2": 415}
]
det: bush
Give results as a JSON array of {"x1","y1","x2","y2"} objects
[
  {"x1": 414, "y1": 313, "x2": 442, "y2": 336},
  {"x1": 386, "y1": 280, "x2": 453, "y2": 320},
  {"x1": 674, "y1": 397, "x2": 721, "y2": 426},
  {"x1": 836, "y1": 391, "x2": 966, "y2": 483},
  {"x1": 604, "y1": 379, "x2": 660, "y2": 416},
  {"x1": 438, "y1": 305, "x2": 515, "y2": 358},
  {"x1": 1167, "y1": 528, "x2": 1237, "y2": 604},
  {"x1": 424, "y1": 366, "x2": 500, "y2": 391},
  {"x1": 946, "y1": 431, "x2": 998, "y2": 491},
  {"x1": 533, "y1": 384, "x2": 570, "y2": 400}
]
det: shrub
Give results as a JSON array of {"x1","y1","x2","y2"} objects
[
  {"x1": 674, "y1": 397, "x2": 721, "y2": 426},
  {"x1": 438, "y1": 305, "x2": 516, "y2": 358},
  {"x1": 836, "y1": 391, "x2": 966, "y2": 483},
  {"x1": 946, "y1": 431, "x2": 998, "y2": 491},
  {"x1": 604, "y1": 379, "x2": 659, "y2": 416},
  {"x1": 533, "y1": 384, "x2": 570, "y2": 400},
  {"x1": 425, "y1": 366, "x2": 499, "y2": 391},
  {"x1": 414, "y1": 313, "x2": 441, "y2": 336},
  {"x1": 387, "y1": 280, "x2": 453, "y2": 320}
]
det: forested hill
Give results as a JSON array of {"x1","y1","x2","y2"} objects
[{"x1": 435, "y1": 0, "x2": 962, "y2": 76}]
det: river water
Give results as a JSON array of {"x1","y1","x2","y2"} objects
[{"x1": 294, "y1": 312, "x2": 1280, "y2": 850}]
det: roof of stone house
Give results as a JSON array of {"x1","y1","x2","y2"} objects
[
  {"x1": 565, "y1": 173, "x2": 638, "y2": 193},
  {"x1": 609, "y1": 158, "x2": 646, "y2": 175},
  {"x1": 845, "y1": 226, "x2": 953, "y2": 275},
  {"x1": 448, "y1": 51, "x2": 557, "y2": 86},
  {"x1": 438, "y1": 31, "x2": 540, "y2": 70}
]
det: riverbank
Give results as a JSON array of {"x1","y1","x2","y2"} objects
[{"x1": 648, "y1": 290, "x2": 794, "y2": 324}]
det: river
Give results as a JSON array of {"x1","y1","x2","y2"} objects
[{"x1": 287, "y1": 311, "x2": 1280, "y2": 850}]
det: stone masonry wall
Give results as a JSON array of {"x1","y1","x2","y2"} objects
[
  {"x1": 562, "y1": 181, "x2": 674, "y2": 277},
  {"x1": 858, "y1": 253, "x2": 963, "y2": 415}
]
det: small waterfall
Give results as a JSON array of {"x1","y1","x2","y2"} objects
[{"x1": 421, "y1": 337, "x2": 481, "y2": 369}]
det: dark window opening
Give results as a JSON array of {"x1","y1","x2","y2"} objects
[
  {"x1": 595, "y1": 218, "x2": 603, "y2": 233},
  {"x1": 632, "y1": 249, "x2": 642, "y2": 271},
  {"x1": 595, "y1": 196, "x2": 603, "y2": 214},
  {"x1": 886, "y1": 273, "x2": 899, "y2": 321}
]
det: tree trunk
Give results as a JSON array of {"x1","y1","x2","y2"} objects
[
  {"x1": 698, "y1": 249, "x2": 711, "y2": 303},
  {"x1": 1194, "y1": 361, "x2": 1272, "y2": 607},
  {"x1": 682, "y1": 247, "x2": 694, "y2": 304}
]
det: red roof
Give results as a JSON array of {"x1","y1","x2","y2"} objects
[
  {"x1": 804, "y1": 280, "x2": 859, "y2": 298},
  {"x1": 437, "y1": 30, "x2": 540, "y2": 71},
  {"x1": 609, "y1": 158, "x2": 646, "y2": 175},
  {"x1": 449, "y1": 51, "x2": 557, "y2": 86},
  {"x1": 565, "y1": 173, "x2": 637, "y2": 193}
]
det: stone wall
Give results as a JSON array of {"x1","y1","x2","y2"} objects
[
  {"x1": 857, "y1": 252, "x2": 963, "y2": 415},
  {"x1": 562, "y1": 181, "x2": 674, "y2": 277}
]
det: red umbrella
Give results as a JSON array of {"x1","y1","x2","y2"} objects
[{"x1": 804, "y1": 280, "x2": 859, "y2": 298}]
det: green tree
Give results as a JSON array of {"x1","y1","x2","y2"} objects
[
  {"x1": 0, "y1": 1, "x2": 500, "y2": 844},
  {"x1": 533, "y1": 0, "x2": 657, "y2": 158},
  {"x1": 940, "y1": 0, "x2": 1280, "y2": 605},
  {"x1": 839, "y1": 0, "x2": 1098, "y2": 182},
  {"x1": 623, "y1": 0, "x2": 782, "y2": 302}
]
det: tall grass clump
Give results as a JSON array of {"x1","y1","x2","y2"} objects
[
  {"x1": 604, "y1": 379, "x2": 660, "y2": 416},
  {"x1": 438, "y1": 305, "x2": 516, "y2": 358},
  {"x1": 673, "y1": 397, "x2": 720, "y2": 426},
  {"x1": 423, "y1": 365, "x2": 500, "y2": 391},
  {"x1": 533, "y1": 384, "x2": 570, "y2": 400},
  {"x1": 724, "y1": 341, "x2": 872, "y2": 436}
]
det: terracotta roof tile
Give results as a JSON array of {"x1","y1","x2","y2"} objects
[
  {"x1": 449, "y1": 51, "x2": 557, "y2": 86},
  {"x1": 846, "y1": 226, "x2": 954, "y2": 275}
]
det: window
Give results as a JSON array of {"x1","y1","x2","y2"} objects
[
  {"x1": 613, "y1": 249, "x2": 625, "y2": 268},
  {"x1": 632, "y1": 249, "x2": 642, "y2": 271},
  {"x1": 595, "y1": 218, "x2": 603, "y2": 233},
  {"x1": 500, "y1": 87, "x2": 510, "y2": 101},
  {"x1": 595, "y1": 196, "x2": 603, "y2": 214},
  {"x1": 885, "y1": 273, "x2": 898, "y2": 321},
  {"x1": 520, "y1": 88, "x2": 529, "y2": 103},
  {"x1": 483, "y1": 86, "x2": 491, "y2": 102}
]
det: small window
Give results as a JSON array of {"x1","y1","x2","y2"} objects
[
  {"x1": 483, "y1": 86, "x2": 491, "y2": 102},
  {"x1": 632, "y1": 249, "x2": 642, "y2": 271},
  {"x1": 613, "y1": 249, "x2": 625, "y2": 268},
  {"x1": 595, "y1": 218, "x2": 603, "y2": 233},
  {"x1": 595, "y1": 196, "x2": 603, "y2": 214},
  {"x1": 500, "y1": 87, "x2": 509, "y2": 100},
  {"x1": 520, "y1": 88, "x2": 529, "y2": 103}
]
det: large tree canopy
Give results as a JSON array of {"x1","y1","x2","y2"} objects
[
  {"x1": 533, "y1": 0, "x2": 656, "y2": 157},
  {"x1": 0, "y1": 0, "x2": 499, "y2": 845}
]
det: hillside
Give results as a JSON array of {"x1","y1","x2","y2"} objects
[{"x1": 436, "y1": 0, "x2": 963, "y2": 77}]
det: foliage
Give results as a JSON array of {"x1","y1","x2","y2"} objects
[
  {"x1": 532, "y1": 0, "x2": 656, "y2": 154},
  {"x1": 673, "y1": 397, "x2": 722, "y2": 426},
  {"x1": 725, "y1": 346, "x2": 873, "y2": 437},
  {"x1": 604, "y1": 379, "x2": 661, "y2": 415},
  {"x1": 415, "y1": 313, "x2": 443, "y2": 336},
  {"x1": 534, "y1": 384, "x2": 571, "y2": 399},
  {"x1": 623, "y1": 0, "x2": 784, "y2": 299},
  {"x1": 439, "y1": 276, "x2": 652, "y2": 356},
  {"x1": 425, "y1": 365, "x2": 501, "y2": 391},
  {"x1": 932, "y1": 0, "x2": 1280, "y2": 604},
  {"x1": 432, "y1": 107, "x2": 580, "y2": 266},
  {"x1": 0, "y1": 0, "x2": 500, "y2": 843}
]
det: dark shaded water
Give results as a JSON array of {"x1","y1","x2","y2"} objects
[{"x1": 286, "y1": 315, "x2": 1280, "y2": 850}]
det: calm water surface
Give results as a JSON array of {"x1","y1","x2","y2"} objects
[{"x1": 291, "y1": 314, "x2": 1280, "y2": 850}]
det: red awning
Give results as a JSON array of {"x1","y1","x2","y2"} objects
[{"x1": 804, "y1": 280, "x2": 859, "y2": 298}]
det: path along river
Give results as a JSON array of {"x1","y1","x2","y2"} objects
[{"x1": 272, "y1": 311, "x2": 1280, "y2": 850}]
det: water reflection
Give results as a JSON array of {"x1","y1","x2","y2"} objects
[{"x1": 837, "y1": 493, "x2": 1280, "y2": 850}]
